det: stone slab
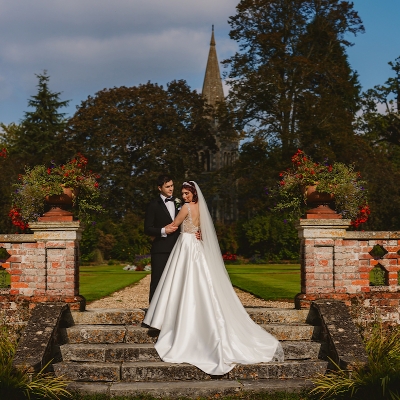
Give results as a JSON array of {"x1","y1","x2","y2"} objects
[
  {"x1": 228, "y1": 360, "x2": 327, "y2": 380},
  {"x1": 121, "y1": 360, "x2": 328, "y2": 382},
  {"x1": 312, "y1": 300, "x2": 368, "y2": 368},
  {"x1": 12, "y1": 302, "x2": 68, "y2": 372},
  {"x1": 68, "y1": 382, "x2": 110, "y2": 395},
  {"x1": 71, "y1": 307, "x2": 310, "y2": 326},
  {"x1": 69, "y1": 309, "x2": 145, "y2": 325},
  {"x1": 261, "y1": 324, "x2": 320, "y2": 341},
  {"x1": 53, "y1": 361, "x2": 121, "y2": 382},
  {"x1": 60, "y1": 341, "x2": 324, "y2": 363},
  {"x1": 62, "y1": 325, "x2": 126, "y2": 344},
  {"x1": 246, "y1": 308, "x2": 310, "y2": 324},
  {"x1": 109, "y1": 380, "x2": 242, "y2": 398},
  {"x1": 122, "y1": 361, "x2": 211, "y2": 381},
  {"x1": 240, "y1": 378, "x2": 313, "y2": 393}
]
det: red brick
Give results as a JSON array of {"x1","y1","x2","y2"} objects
[
  {"x1": 351, "y1": 280, "x2": 369, "y2": 286},
  {"x1": 23, "y1": 243, "x2": 38, "y2": 249},
  {"x1": 343, "y1": 240, "x2": 359, "y2": 246},
  {"x1": 12, "y1": 282, "x2": 29, "y2": 289}
]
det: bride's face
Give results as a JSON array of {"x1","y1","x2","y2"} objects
[{"x1": 182, "y1": 189, "x2": 193, "y2": 203}]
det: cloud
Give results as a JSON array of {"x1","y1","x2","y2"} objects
[{"x1": 0, "y1": 0, "x2": 238, "y2": 123}]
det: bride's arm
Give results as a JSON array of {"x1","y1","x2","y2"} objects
[{"x1": 172, "y1": 204, "x2": 189, "y2": 227}]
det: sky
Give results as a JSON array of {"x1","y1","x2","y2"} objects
[{"x1": 0, "y1": 0, "x2": 399, "y2": 125}]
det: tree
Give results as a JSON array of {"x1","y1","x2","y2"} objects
[
  {"x1": 223, "y1": 0, "x2": 364, "y2": 161},
  {"x1": 10, "y1": 71, "x2": 69, "y2": 166},
  {"x1": 64, "y1": 80, "x2": 216, "y2": 217},
  {"x1": 355, "y1": 56, "x2": 400, "y2": 230},
  {"x1": 358, "y1": 56, "x2": 400, "y2": 146}
]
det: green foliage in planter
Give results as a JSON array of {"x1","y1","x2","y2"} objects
[
  {"x1": 10, "y1": 154, "x2": 103, "y2": 229},
  {"x1": 274, "y1": 150, "x2": 368, "y2": 224},
  {"x1": 0, "y1": 327, "x2": 71, "y2": 399},
  {"x1": 310, "y1": 324, "x2": 400, "y2": 399}
]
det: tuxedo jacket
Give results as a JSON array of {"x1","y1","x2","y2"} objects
[{"x1": 144, "y1": 196, "x2": 180, "y2": 254}]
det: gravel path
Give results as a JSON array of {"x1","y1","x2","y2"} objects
[{"x1": 87, "y1": 274, "x2": 294, "y2": 309}]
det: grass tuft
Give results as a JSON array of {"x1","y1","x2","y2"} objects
[{"x1": 310, "y1": 324, "x2": 400, "y2": 399}]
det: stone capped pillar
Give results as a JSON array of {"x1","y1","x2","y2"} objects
[{"x1": 29, "y1": 221, "x2": 85, "y2": 310}]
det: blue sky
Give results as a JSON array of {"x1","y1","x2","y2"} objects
[{"x1": 0, "y1": 0, "x2": 399, "y2": 125}]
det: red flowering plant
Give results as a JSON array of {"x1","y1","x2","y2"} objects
[
  {"x1": 10, "y1": 154, "x2": 103, "y2": 229},
  {"x1": 274, "y1": 150, "x2": 369, "y2": 226}
]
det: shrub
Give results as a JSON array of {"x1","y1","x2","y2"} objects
[
  {"x1": 0, "y1": 327, "x2": 71, "y2": 399},
  {"x1": 310, "y1": 324, "x2": 400, "y2": 399}
]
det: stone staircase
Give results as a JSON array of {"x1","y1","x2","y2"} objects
[{"x1": 53, "y1": 307, "x2": 328, "y2": 398}]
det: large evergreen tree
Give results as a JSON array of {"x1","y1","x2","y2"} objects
[
  {"x1": 223, "y1": 0, "x2": 364, "y2": 162},
  {"x1": 11, "y1": 71, "x2": 69, "y2": 166}
]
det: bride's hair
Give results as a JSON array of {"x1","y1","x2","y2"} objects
[{"x1": 182, "y1": 181, "x2": 198, "y2": 203}]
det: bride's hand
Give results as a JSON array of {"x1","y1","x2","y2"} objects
[
  {"x1": 195, "y1": 230, "x2": 202, "y2": 241},
  {"x1": 165, "y1": 223, "x2": 178, "y2": 234}
]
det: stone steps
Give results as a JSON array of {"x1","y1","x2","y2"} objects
[
  {"x1": 68, "y1": 379, "x2": 313, "y2": 398},
  {"x1": 68, "y1": 307, "x2": 312, "y2": 326},
  {"x1": 55, "y1": 307, "x2": 326, "y2": 397},
  {"x1": 60, "y1": 341, "x2": 326, "y2": 363},
  {"x1": 54, "y1": 360, "x2": 327, "y2": 382},
  {"x1": 61, "y1": 323, "x2": 319, "y2": 344}
]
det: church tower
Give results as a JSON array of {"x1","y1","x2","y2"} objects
[
  {"x1": 202, "y1": 26, "x2": 225, "y2": 107},
  {"x1": 200, "y1": 26, "x2": 239, "y2": 223}
]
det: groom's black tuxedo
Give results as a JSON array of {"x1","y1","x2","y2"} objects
[{"x1": 144, "y1": 196, "x2": 180, "y2": 301}]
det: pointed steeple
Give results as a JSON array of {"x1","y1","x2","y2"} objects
[{"x1": 202, "y1": 26, "x2": 225, "y2": 107}]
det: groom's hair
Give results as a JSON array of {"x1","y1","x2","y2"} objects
[
  {"x1": 157, "y1": 174, "x2": 173, "y2": 187},
  {"x1": 182, "y1": 181, "x2": 198, "y2": 203}
]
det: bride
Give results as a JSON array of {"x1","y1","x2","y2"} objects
[{"x1": 143, "y1": 181, "x2": 284, "y2": 375}]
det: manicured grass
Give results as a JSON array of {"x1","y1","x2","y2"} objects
[
  {"x1": 80, "y1": 264, "x2": 149, "y2": 302},
  {"x1": 226, "y1": 264, "x2": 300, "y2": 301},
  {"x1": 78, "y1": 263, "x2": 300, "y2": 304}
]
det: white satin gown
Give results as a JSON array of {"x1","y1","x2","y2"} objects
[{"x1": 143, "y1": 204, "x2": 284, "y2": 375}]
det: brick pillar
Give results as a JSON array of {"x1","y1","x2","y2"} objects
[
  {"x1": 295, "y1": 219, "x2": 351, "y2": 309},
  {"x1": 28, "y1": 222, "x2": 85, "y2": 310}
]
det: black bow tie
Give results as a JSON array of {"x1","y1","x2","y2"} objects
[{"x1": 165, "y1": 197, "x2": 174, "y2": 203}]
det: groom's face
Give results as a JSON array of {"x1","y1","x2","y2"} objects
[{"x1": 158, "y1": 180, "x2": 174, "y2": 198}]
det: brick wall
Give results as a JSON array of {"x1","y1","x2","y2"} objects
[
  {"x1": 0, "y1": 222, "x2": 85, "y2": 333},
  {"x1": 296, "y1": 219, "x2": 400, "y2": 324}
]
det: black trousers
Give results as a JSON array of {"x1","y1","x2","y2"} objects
[{"x1": 149, "y1": 252, "x2": 170, "y2": 302}]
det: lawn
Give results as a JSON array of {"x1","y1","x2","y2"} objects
[
  {"x1": 226, "y1": 264, "x2": 300, "y2": 301},
  {"x1": 80, "y1": 264, "x2": 149, "y2": 302},
  {"x1": 79, "y1": 263, "x2": 300, "y2": 303}
]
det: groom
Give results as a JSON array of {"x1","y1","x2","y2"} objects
[{"x1": 144, "y1": 174, "x2": 180, "y2": 302}]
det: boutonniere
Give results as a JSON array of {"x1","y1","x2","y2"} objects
[{"x1": 174, "y1": 198, "x2": 182, "y2": 210}]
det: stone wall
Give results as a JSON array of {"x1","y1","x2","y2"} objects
[
  {"x1": 296, "y1": 219, "x2": 400, "y2": 324},
  {"x1": 0, "y1": 222, "x2": 85, "y2": 335}
]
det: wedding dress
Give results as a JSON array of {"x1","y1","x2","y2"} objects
[{"x1": 143, "y1": 182, "x2": 284, "y2": 375}]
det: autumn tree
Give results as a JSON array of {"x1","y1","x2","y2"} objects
[
  {"x1": 223, "y1": 0, "x2": 364, "y2": 162},
  {"x1": 65, "y1": 80, "x2": 216, "y2": 217}
]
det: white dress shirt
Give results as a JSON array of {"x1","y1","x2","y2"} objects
[{"x1": 160, "y1": 194, "x2": 175, "y2": 237}]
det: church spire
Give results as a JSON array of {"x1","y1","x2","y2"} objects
[{"x1": 202, "y1": 26, "x2": 224, "y2": 107}]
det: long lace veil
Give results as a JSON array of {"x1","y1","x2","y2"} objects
[{"x1": 194, "y1": 182, "x2": 230, "y2": 282}]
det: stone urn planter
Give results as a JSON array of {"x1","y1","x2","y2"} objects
[
  {"x1": 39, "y1": 187, "x2": 77, "y2": 222},
  {"x1": 302, "y1": 185, "x2": 341, "y2": 219}
]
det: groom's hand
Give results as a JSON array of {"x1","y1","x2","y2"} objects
[{"x1": 165, "y1": 223, "x2": 178, "y2": 234}]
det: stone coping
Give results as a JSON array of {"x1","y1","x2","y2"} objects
[
  {"x1": 29, "y1": 221, "x2": 83, "y2": 231},
  {"x1": 0, "y1": 234, "x2": 36, "y2": 243},
  {"x1": 345, "y1": 231, "x2": 400, "y2": 239},
  {"x1": 296, "y1": 219, "x2": 351, "y2": 229}
]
